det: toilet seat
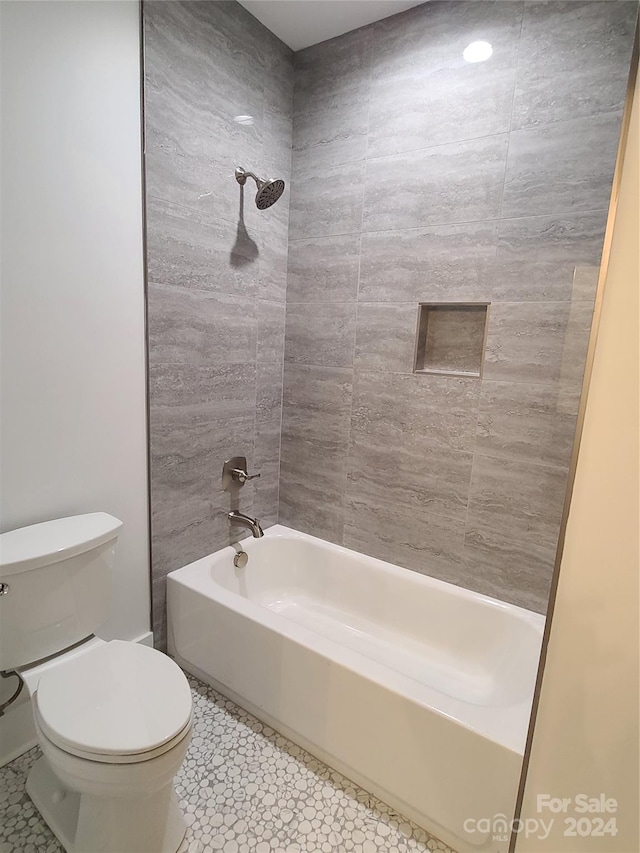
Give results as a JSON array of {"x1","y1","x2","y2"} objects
[{"x1": 34, "y1": 640, "x2": 193, "y2": 764}]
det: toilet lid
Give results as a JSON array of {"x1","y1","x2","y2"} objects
[{"x1": 35, "y1": 641, "x2": 193, "y2": 759}]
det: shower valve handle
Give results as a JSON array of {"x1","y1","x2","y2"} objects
[
  {"x1": 222, "y1": 456, "x2": 260, "y2": 491},
  {"x1": 231, "y1": 468, "x2": 260, "y2": 485}
]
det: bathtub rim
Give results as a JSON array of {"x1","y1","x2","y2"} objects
[{"x1": 167, "y1": 523, "x2": 545, "y2": 755}]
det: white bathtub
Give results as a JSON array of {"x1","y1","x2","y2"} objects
[{"x1": 167, "y1": 525, "x2": 544, "y2": 853}]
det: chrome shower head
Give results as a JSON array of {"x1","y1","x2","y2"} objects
[{"x1": 235, "y1": 166, "x2": 285, "y2": 210}]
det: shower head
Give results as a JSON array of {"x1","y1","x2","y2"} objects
[{"x1": 235, "y1": 166, "x2": 285, "y2": 210}]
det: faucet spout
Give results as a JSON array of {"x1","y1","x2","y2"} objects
[{"x1": 228, "y1": 510, "x2": 264, "y2": 538}]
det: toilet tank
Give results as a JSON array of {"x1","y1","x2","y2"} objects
[{"x1": 0, "y1": 513, "x2": 123, "y2": 672}]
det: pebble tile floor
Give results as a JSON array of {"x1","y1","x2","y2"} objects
[{"x1": 0, "y1": 673, "x2": 456, "y2": 853}]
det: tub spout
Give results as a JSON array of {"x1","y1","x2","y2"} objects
[{"x1": 228, "y1": 510, "x2": 264, "y2": 538}]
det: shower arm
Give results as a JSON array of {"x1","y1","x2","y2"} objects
[{"x1": 235, "y1": 167, "x2": 264, "y2": 188}]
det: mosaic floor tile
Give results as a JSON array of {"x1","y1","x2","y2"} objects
[{"x1": 0, "y1": 673, "x2": 455, "y2": 853}]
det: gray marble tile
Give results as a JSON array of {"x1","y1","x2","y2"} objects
[
  {"x1": 464, "y1": 454, "x2": 569, "y2": 607},
  {"x1": 258, "y1": 217, "x2": 289, "y2": 303},
  {"x1": 279, "y1": 366, "x2": 352, "y2": 545},
  {"x1": 370, "y1": 0, "x2": 522, "y2": 83},
  {"x1": 476, "y1": 380, "x2": 580, "y2": 468},
  {"x1": 149, "y1": 363, "x2": 257, "y2": 488},
  {"x1": 483, "y1": 301, "x2": 594, "y2": 387},
  {"x1": 368, "y1": 1, "x2": 521, "y2": 156},
  {"x1": 146, "y1": 197, "x2": 260, "y2": 297},
  {"x1": 149, "y1": 362, "x2": 258, "y2": 643},
  {"x1": 144, "y1": 1, "x2": 266, "y2": 229},
  {"x1": 144, "y1": 117, "x2": 263, "y2": 233},
  {"x1": 284, "y1": 302, "x2": 357, "y2": 368},
  {"x1": 572, "y1": 265, "x2": 601, "y2": 302},
  {"x1": 354, "y1": 303, "x2": 418, "y2": 372},
  {"x1": 279, "y1": 440, "x2": 348, "y2": 546},
  {"x1": 293, "y1": 83, "x2": 369, "y2": 170},
  {"x1": 363, "y1": 134, "x2": 509, "y2": 232},
  {"x1": 257, "y1": 299, "x2": 286, "y2": 364},
  {"x1": 256, "y1": 361, "x2": 283, "y2": 425},
  {"x1": 350, "y1": 369, "x2": 481, "y2": 454},
  {"x1": 144, "y1": 1, "x2": 267, "y2": 103},
  {"x1": 288, "y1": 159, "x2": 366, "y2": 240},
  {"x1": 512, "y1": 0, "x2": 637, "y2": 130},
  {"x1": 254, "y1": 419, "x2": 281, "y2": 527},
  {"x1": 281, "y1": 364, "x2": 353, "y2": 446},
  {"x1": 458, "y1": 543, "x2": 552, "y2": 613},
  {"x1": 359, "y1": 221, "x2": 498, "y2": 303},
  {"x1": 343, "y1": 491, "x2": 467, "y2": 581},
  {"x1": 501, "y1": 112, "x2": 621, "y2": 219},
  {"x1": 287, "y1": 233, "x2": 360, "y2": 304},
  {"x1": 263, "y1": 38, "x2": 294, "y2": 166},
  {"x1": 147, "y1": 283, "x2": 256, "y2": 365},
  {"x1": 347, "y1": 432, "x2": 474, "y2": 524},
  {"x1": 294, "y1": 26, "x2": 372, "y2": 105},
  {"x1": 491, "y1": 211, "x2": 607, "y2": 302}
]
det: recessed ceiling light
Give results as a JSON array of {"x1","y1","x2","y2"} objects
[
  {"x1": 463, "y1": 41, "x2": 493, "y2": 63},
  {"x1": 233, "y1": 115, "x2": 254, "y2": 126}
]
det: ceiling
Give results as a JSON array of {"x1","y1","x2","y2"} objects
[{"x1": 237, "y1": 0, "x2": 426, "y2": 51}]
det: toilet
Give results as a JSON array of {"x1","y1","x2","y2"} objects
[{"x1": 0, "y1": 513, "x2": 193, "y2": 853}]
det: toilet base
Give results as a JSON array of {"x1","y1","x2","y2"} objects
[{"x1": 26, "y1": 756, "x2": 188, "y2": 853}]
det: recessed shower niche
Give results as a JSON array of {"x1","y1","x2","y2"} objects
[{"x1": 414, "y1": 303, "x2": 490, "y2": 378}]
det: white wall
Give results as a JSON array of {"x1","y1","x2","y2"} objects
[
  {"x1": 0, "y1": 1, "x2": 149, "y2": 644},
  {"x1": 516, "y1": 66, "x2": 639, "y2": 852}
]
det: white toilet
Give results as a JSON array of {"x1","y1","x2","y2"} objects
[{"x1": 0, "y1": 513, "x2": 193, "y2": 853}]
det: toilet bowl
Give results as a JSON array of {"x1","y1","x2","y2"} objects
[
  {"x1": 21, "y1": 638, "x2": 193, "y2": 853},
  {"x1": 0, "y1": 512, "x2": 193, "y2": 853}
]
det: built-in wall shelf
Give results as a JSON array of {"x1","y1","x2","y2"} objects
[{"x1": 414, "y1": 303, "x2": 490, "y2": 379}]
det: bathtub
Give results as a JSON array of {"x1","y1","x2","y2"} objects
[{"x1": 167, "y1": 525, "x2": 544, "y2": 853}]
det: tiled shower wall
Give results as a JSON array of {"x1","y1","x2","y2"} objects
[
  {"x1": 144, "y1": 1, "x2": 293, "y2": 647},
  {"x1": 280, "y1": 1, "x2": 637, "y2": 612}
]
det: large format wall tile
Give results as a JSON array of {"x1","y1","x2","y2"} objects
[
  {"x1": 463, "y1": 454, "x2": 568, "y2": 609},
  {"x1": 146, "y1": 197, "x2": 260, "y2": 297},
  {"x1": 281, "y1": 0, "x2": 634, "y2": 615},
  {"x1": 354, "y1": 303, "x2": 418, "y2": 372},
  {"x1": 350, "y1": 370, "x2": 481, "y2": 455},
  {"x1": 359, "y1": 221, "x2": 498, "y2": 303},
  {"x1": 344, "y1": 492, "x2": 467, "y2": 581},
  {"x1": 256, "y1": 362, "x2": 284, "y2": 425},
  {"x1": 492, "y1": 211, "x2": 607, "y2": 302},
  {"x1": 289, "y1": 160, "x2": 365, "y2": 240},
  {"x1": 363, "y1": 134, "x2": 509, "y2": 232},
  {"x1": 281, "y1": 364, "x2": 354, "y2": 446},
  {"x1": 149, "y1": 364, "x2": 258, "y2": 647},
  {"x1": 294, "y1": 26, "x2": 372, "y2": 104},
  {"x1": 484, "y1": 301, "x2": 594, "y2": 386},
  {"x1": 145, "y1": 0, "x2": 293, "y2": 647},
  {"x1": 279, "y1": 364, "x2": 353, "y2": 543},
  {"x1": 293, "y1": 85, "x2": 369, "y2": 170},
  {"x1": 254, "y1": 419, "x2": 282, "y2": 528},
  {"x1": 368, "y1": 1, "x2": 522, "y2": 156},
  {"x1": 347, "y1": 434, "x2": 474, "y2": 523},
  {"x1": 258, "y1": 217, "x2": 290, "y2": 303},
  {"x1": 476, "y1": 380, "x2": 580, "y2": 468},
  {"x1": 501, "y1": 112, "x2": 622, "y2": 219},
  {"x1": 512, "y1": 0, "x2": 637, "y2": 130},
  {"x1": 284, "y1": 302, "x2": 356, "y2": 367},
  {"x1": 148, "y1": 0, "x2": 634, "y2": 631},
  {"x1": 148, "y1": 283, "x2": 257, "y2": 365},
  {"x1": 287, "y1": 234, "x2": 360, "y2": 303},
  {"x1": 257, "y1": 300, "x2": 286, "y2": 364}
]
